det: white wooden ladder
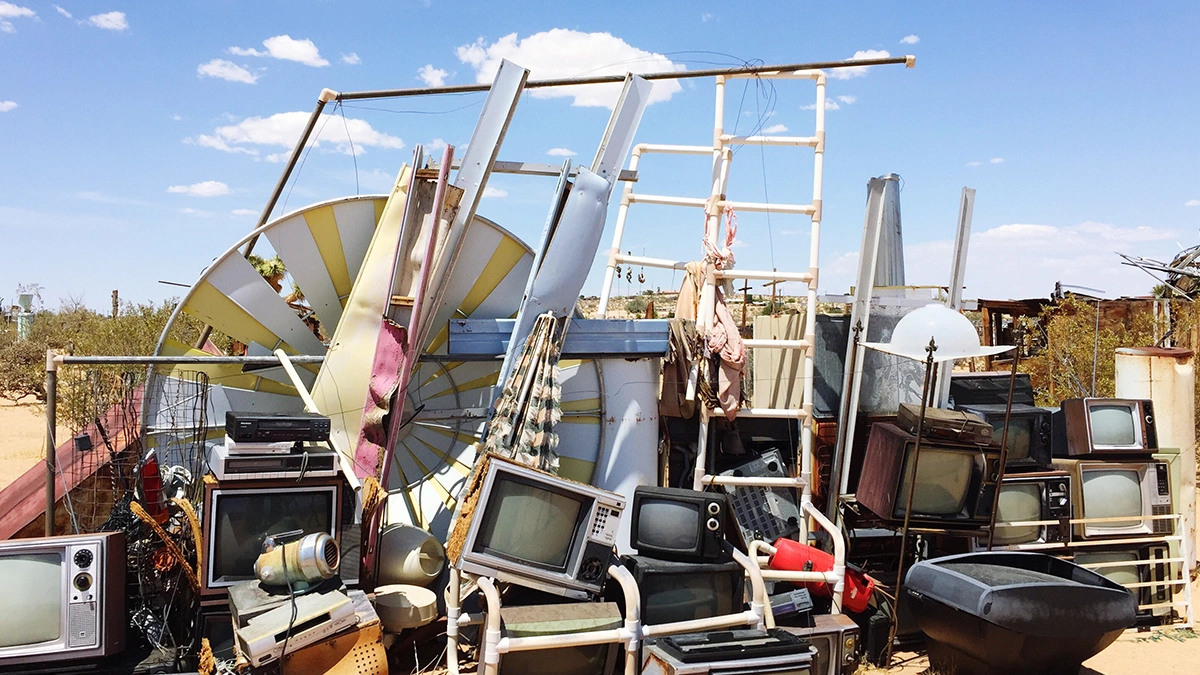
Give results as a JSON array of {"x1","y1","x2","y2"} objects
[{"x1": 596, "y1": 69, "x2": 829, "y2": 511}]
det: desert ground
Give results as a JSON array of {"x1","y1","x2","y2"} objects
[{"x1": 0, "y1": 399, "x2": 1197, "y2": 673}]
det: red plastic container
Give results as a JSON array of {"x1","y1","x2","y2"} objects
[{"x1": 768, "y1": 538, "x2": 876, "y2": 614}]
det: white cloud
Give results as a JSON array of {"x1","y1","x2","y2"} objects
[
  {"x1": 87, "y1": 11, "x2": 127, "y2": 31},
  {"x1": 190, "y1": 111, "x2": 404, "y2": 158},
  {"x1": 53, "y1": 5, "x2": 70, "y2": 18},
  {"x1": 802, "y1": 99, "x2": 841, "y2": 111},
  {"x1": 179, "y1": 207, "x2": 212, "y2": 217},
  {"x1": 828, "y1": 49, "x2": 891, "y2": 80},
  {"x1": 837, "y1": 95, "x2": 857, "y2": 104},
  {"x1": 197, "y1": 59, "x2": 258, "y2": 84},
  {"x1": 0, "y1": 100, "x2": 16, "y2": 112},
  {"x1": 701, "y1": 12, "x2": 714, "y2": 22},
  {"x1": 426, "y1": 138, "x2": 447, "y2": 152},
  {"x1": 761, "y1": 123, "x2": 788, "y2": 134},
  {"x1": 172, "y1": 114, "x2": 182, "y2": 121},
  {"x1": 824, "y1": 221, "x2": 1178, "y2": 299},
  {"x1": 482, "y1": 187, "x2": 507, "y2": 199},
  {"x1": 456, "y1": 29, "x2": 685, "y2": 108},
  {"x1": 966, "y1": 161, "x2": 981, "y2": 167},
  {"x1": 900, "y1": 35, "x2": 920, "y2": 45},
  {"x1": 0, "y1": 2, "x2": 35, "y2": 33},
  {"x1": 418, "y1": 64, "x2": 448, "y2": 87},
  {"x1": 230, "y1": 35, "x2": 329, "y2": 67},
  {"x1": 167, "y1": 180, "x2": 230, "y2": 197},
  {"x1": 341, "y1": 52, "x2": 360, "y2": 65},
  {"x1": 547, "y1": 147, "x2": 576, "y2": 157},
  {"x1": 1185, "y1": 200, "x2": 1200, "y2": 207},
  {"x1": 990, "y1": 157, "x2": 1004, "y2": 164},
  {"x1": 231, "y1": 208, "x2": 257, "y2": 216}
]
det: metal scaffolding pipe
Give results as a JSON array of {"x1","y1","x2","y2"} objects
[{"x1": 335, "y1": 56, "x2": 913, "y2": 102}]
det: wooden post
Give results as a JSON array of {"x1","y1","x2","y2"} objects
[
  {"x1": 762, "y1": 269, "x2": 785, "y2": 317},
  {"x1": 737, "y1": 279, "x2": 752, "y2": 326},
  {"x1": 980, "y1": 305, "x2": 994, "y2": 370},
  {"x1": 111, "y1": 290, "x2": 118, "y2": 319}
]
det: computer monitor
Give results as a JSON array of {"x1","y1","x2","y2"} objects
[
  {"x1": 0, "y1": 532, "x2": 126, "y2": 668},
  {"x1": 1054, "y1": 398, "x2": 1158, "y2": 457},
  {"x1": 1052, "y1": 459, "x2": 1172, "y2": 539},
  {"x1": 857, "y1": 423, "x2": 998, "y2": 527},
  {"x1": 455, "y1": 456, "x2": 625, "y2": 599},
  {"x1": 621, "y1": 554, "x2": 745, "y2": 626},
  {"x1": 630, "y1": 486, "x2": 729, "y2": 563},
  {"x1": 201, "y1": 477, "x2": 342, "y2": 596}
]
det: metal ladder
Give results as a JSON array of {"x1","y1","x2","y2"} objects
[{"x1": 596, "y1": 69, "x2": 828, "y2": 513}]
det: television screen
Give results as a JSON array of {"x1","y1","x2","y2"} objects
[
  {"x1": 1082, "y1": 469, "x2": 1143, "y2": 529},
  {"x1": 1089, "y1": 404, "x2": 1136, "y2": 447},
  {"x1": 213, "y1": 491, "x2": 333, "y2": 584},
  {"x1": 995, "y1": 418, "x2": 1032, "y2": 461},
  {"x1": 897, "y1": 448, "x2": 973, "y2": 516},
  {"x1": 1075, "y1": 551, "x2": 1140, "y2": 588},
  {"x1": 994, "y1": 484, "x2": 1042, "y2": 545},
  {"x1": 643, "y1": 570, "x2": 736, "y2": 625},
  {"x1": 475, "y1": 477, "x2": 584, "y2": 569},
  {"x1": 636, "y1": 499, "x2": 700, "y2": 553},
  {"x1": 0, "y1": 553, "x2": 62, "y2": 648}
]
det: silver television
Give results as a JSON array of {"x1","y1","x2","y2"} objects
[{"x1": 457, "y1": 458, "x2": 625, "y2": 599}]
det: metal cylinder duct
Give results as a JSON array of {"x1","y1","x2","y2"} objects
[
  {"x1": 254, "y1": 532, "x2": 340, "y2": 587},
  {"x1": 874, "y1": 173, "x2": 905, "y2": 287}
]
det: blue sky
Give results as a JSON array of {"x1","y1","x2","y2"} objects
[{"x1": 2, "y1": 1, "x2": 1199, "y2": 310}]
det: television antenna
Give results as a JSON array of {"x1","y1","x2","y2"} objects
[{"x1": 1057, "y1": 282, "x2": 1106, "y2": 396}]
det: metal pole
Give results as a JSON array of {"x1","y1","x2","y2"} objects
[
  {"x1": 986, "y1": 337, "x2": 1021, "y2": 551},
  {"x1": 56, "y1": 355, "x2": 324, "y2": 365},
  {"x1": 44, "y1": 350, "x2": 58, "y2": 537},
  {"x1": 244, "y1": 92, "x2": 336, "y2": 255},
  {"x1": 336, "y1": 56, "x2": 914, "y2": 101},
  {"x1": 885, "y1": 338, "x2": 937, "y2": 666},
  {"x1": 1093, "y1": 299, "x2": 1101, "y2": 395}
]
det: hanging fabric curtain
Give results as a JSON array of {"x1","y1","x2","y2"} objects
[{"x1": 480, "y1": 312, "x2": 565, "y2": 473}]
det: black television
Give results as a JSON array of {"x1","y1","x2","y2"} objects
[
  {"x1": 630, "y1": 486, "x2": 729, "y2": 563},
  {"x1": 621, "y1": 555, "x2": 744, "y2": 626},
  {"x1": 954, "y1": 403, "x2": 1053, "y2": 468}
]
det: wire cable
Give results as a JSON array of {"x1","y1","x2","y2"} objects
[{"x1": 337, "y1": 103, "x2": 360, "y2": 195}]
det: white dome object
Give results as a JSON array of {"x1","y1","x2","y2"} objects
[
  {"x1": 373, "y1": 584, "x2": 438, "y2": 632},
  {"x1": 863, "y1": 303, "x2": 1013, "y2": 362},
  {"x1": 377, "y1": 524, "x2": 446, "y2": 588}
]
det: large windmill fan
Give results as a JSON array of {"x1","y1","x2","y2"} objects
[{"x1": 148, "y1": 193, "x2": 606, "y2": 540}]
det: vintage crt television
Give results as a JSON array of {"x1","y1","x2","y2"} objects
[
  {"x1": 856, "y1": 422, "x2": 999, "y2": 527},
  {"x1": 972, "y1": 472, "x2": 1072, "y2": 549},
  {"x1": 954, "y1": 403, "x2": 1053, "y2": 468},
  {"x1": 202, "y1": 476, "x2": 343, "y2": 597},
  {"x1": 0, "y1": 531, "x2": 126, "y2": 667},
  {"x1": 781, "y1": 613, "x2": 861, "y2": 675},
  {"x1": 1053, "y1": 397, "x2": 1157, "y2": 457},
  {"x1": 631, "y1": 486, "x2": 730, "y2": 563},
  {"x1": 457, "y1": 458, "x2": 625, "y2": 599},
  {"x1": 621, "y1": 554, "x2": 745, "y2": 626},
  {"x1": 1072, "y1": 543, "x2": 1174, "y2": 623},
  {"x1": 1052, "y1": 458, "x2": 1172, "y2": 539}
]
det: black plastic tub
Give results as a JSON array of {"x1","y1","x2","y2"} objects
[{"x1": 904, "y1": 552, "x2": 1137, "y2": 675}]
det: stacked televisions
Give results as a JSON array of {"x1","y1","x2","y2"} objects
[{"x1": 1049, "y1": 396, "x2": 1176, "y2": 623}]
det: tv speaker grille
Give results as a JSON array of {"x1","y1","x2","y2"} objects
[{"x1": 68, "y1": 602, "x2": 98, "y2": 648}]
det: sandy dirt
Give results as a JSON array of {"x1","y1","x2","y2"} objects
[{"x1": 0, "y1": 399, "x2": 70, "y2": 489}]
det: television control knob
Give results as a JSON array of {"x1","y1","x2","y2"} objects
[
  {"x1": 579, "y1": 557, "x2": 603, "y2": 581},
  {"x1": 707, "y1": 502, "x2": 721, "y2": 516},
  {"x1": 1058, "y1": 497, "x2": 1068, "y2": 506},
  {"x1": 73, "y1": 573, "x2": 93, "y2": 592},
  {"x1": 706, "y1": 517, "x2": 721, "y2": 532},
  {"x1": 74, "y1": 549, "x2": 93, "y2": 568}
]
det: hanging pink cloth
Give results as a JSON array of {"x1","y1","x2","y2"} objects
[{"x1": 706, "y1": 287, "x2": 746, "y2": 420}]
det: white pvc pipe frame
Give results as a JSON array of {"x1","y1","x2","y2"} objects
[
  {"x1": 445, "y1": 547, "x2": 769, "y2": 675},
  {"x1": 749, "y1": 502, "x2": 847, "y2": 629}
]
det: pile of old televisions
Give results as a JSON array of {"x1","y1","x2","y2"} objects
[{"x1": 847, "y1": 370, "x2": 1181, "y2": 645}]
